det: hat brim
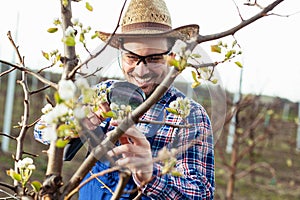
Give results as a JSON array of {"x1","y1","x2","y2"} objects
[{"x1": 96, "y1": 24, "x2": 199, "y2": 49}]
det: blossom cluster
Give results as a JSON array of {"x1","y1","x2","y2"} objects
[
  {"x1": 39, "y1": 78, "x2": 109, "y2": 147},
  {"x1": 109, "y1": 103, "x2": 132, "y2": 120},
  {"x1": 166, "y1": 97, "x2": 191, "y2": 119},
  {"x1": 7, "y1": 157, "x2": 37, "y2": 187}
]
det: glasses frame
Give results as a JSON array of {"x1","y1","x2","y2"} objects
[{"x1": 119, "y1": 38, "x2": 171, "y2": 66}]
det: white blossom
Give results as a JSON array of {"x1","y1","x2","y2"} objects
[
  {"x1": 27, "y1": 164, "x2": 36, "y2": 170},
  {"x1": 71, "y1": 17, "x2": 79, "y2": 25},
  {"x1": 169, "y1": 101, "x2": 179, "y2": 109},
  {"x1": 42, "y1": 103, "x2": 69, "y2": 124},
  {"x1": 110, "y1": 103, "x2": 119, "y2": 111},
  {"x1": 16, "y1": 160, "x2": 26, "y2": 169},
  {"x1": 53, "y1": 104, "x2": 69, "y2": 117},
  {"x1": 58, "y1": 79, "x2": 77, "y2": 101},
  {"x1": 74, "y1": 107, "x2": 86, "y2": 119},
  {"x1": 75, "y1": 78, "x2": 89, "y2": 89},
  {"x1": 42, "y1": 125, "x2": 58, "y2": 142},
  {"x1": 41, "y1": 103, "x2": 53, "y2": 114},
  {"x1": 65, "y1": 26, "x2": 75, "y2": 36},
  {"x1": 41, "y1": 111, "x2": 56, "y2": 124},
  {"x1": 22, "y1": 157, "x2": 33, "y2": 165}
]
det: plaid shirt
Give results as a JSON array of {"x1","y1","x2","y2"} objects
[{"x1": 34, "y1": 80, "x2": 215, "y2": 200}]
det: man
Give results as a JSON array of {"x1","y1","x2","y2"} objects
[
  {"x1": 81, "y1": 0, "x2": 214, "y2": 199},
  {"x1": 35, "y1": 0, "x2": 215, "y2": 199}
]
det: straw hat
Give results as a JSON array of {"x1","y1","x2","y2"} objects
[{"x1": 96, "y1": 0, "x2": 199, "y2": 49}]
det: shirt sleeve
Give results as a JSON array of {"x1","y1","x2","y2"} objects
[
  {"x1": 140, "y1": 103, "x2": 215, "y2": 200},
  {"x1": 33, "y1": 120, "x2": 51, "y2": 145}
]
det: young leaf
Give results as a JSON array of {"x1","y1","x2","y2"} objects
[
  {"x1": 211, "y1": 79, "x2": 218, "y2": 84},
  {"x1": 54, "y1": 91, "x2": 63, "y2": 104},
  {"x1": 232, "y1": 40, "x2": 237, "y2": 48},
  {"x1": 80, "y1": 33, "x2": 85, "y2": 43},
  {"x1": 211, "y1": 45, "x2": 221, "y2": 53},
  {"x1": 225, "y1": 50, "x2": 233, "y2": 59},
  {"x1": 31, "y1": 181, "x2": 42, "y2": 192},
  {"x1": 7, "y1": 169, "x2": 22, "y2": 182},
  {"x1": 86, "y1": 2, "x2": 93, "y2": 11},
  {"x1": 101, "y1": 111, "x2": 115, "y2": 118},
  {"x1": 64, "y1": 36, "x2": 76, "y2": 46},
  {"x1": 56, "y1": 138, "x2": 70, "y2": 148},
  {"x1": 235, "y1": 61, "x2": 243, "y2": 68},
  {"x1": 166, "y1": 108, "x2": 178, "y2": 115},
  {"x1": 191, "y1": 81, "x2": 200, "y2": 88},
  {"x1": 191, "y1": 71, "x2": 198, "y2": 82},
  {"x1": 171, "y1": 170, "x2": 183, "y2": 177},
  {"x1": 47, "y1": 27, "x2": 58, "y2": 33},
  {"x1": 42, "y1": 51, "x2": 50, "y2": 60}
]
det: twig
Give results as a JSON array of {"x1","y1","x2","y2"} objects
[
  {"x1": 0, "y1": 133, "x2": 17, "y2": 141},
  {"x1": 0, "y1": 67, "x2": 16, "y2": 77},
  {"x1": 67, "y1": 0, "x2": 128, "y2": 79},
  {"x1": 236, "y1": 162, "x2": 276, "y2": 179},
  {"x1": 64, "y1": 166, "x2": 121, "y2": 200},
  {"x1": 138, "y1": 119, "x2": 192, "y2": 129},
  {"x1": 111, "y1": 168, "x2": 131, "y2": 200}
]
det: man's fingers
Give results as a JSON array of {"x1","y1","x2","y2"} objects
[{"x1": 107, "y1": 143, "x2": 150, "y2": 157}]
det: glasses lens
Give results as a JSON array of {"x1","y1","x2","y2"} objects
[{"x1": 122, "y1": 51, "x2": 167, "y2": 66}]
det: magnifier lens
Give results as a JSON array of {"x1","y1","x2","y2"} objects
[{"x1": 107, "y1": 81, "x2": 146, "y2": 110}]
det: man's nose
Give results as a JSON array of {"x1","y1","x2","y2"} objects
[{"x1": 133, "y1": 62, "x2": 150, "y2": 76}]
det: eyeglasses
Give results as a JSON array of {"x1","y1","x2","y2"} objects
[
  {"x1": 121, "y1": 50, "x2": 170, "y2": 66},
  {"x1": 118, "y1": 38, "x2": 171, "y2": 67}
]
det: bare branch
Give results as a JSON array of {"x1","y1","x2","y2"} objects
[
  {"x1": 236, "y1": 162, "x2": 276, "y2": 179},
  {"x1": 0, "y1": 59, "x2": 58, "y2": 89},
  {"x1": 67, "y1": 0, "x2": 128, "y2": 79},
  {"x1": 0, "y1": 133, "x2": 17, "y2": 141},
  {"x1": 196, "y1": 0, "x2": 284, "y2": 44}
]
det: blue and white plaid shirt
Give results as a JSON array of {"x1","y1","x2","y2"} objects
[{"x1": 34, "y1": 79, "x2": 215, "y2": 200}]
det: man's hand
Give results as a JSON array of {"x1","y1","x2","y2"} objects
[
  {"x1": 107, "y1": 123, "x2": 153, "y2": 184},
  {"x1": 82, "y1": 102, "x2": 110, "y2": 130}
]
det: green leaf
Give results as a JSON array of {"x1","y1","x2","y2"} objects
[
  {"x1": 91, "y1": 33, "x2": 98, "y2": 39},
  {"x1": 191, "y1": 81, "x2": 200, "y2": 88},
  {"x1": 54, "y1": 92, "x2": 63, "y2": 104},
  {"x1": 62, "y1": 0, "x2": 68, "y2": 7},
  {"x1": 42, "y1": 51, "x2": 50, "y2": 60},
  {"x1": 211, "y1": 79, "x2": 218, "y2": 84},
  {"x1": 234, "y1": 61, "x2": 243, "y2": 68},
  {"x1": 166, "y1": 108, "x2": 178, "y2": 115},
  {"x1": 101, "y1": 111, "x2": 115, "y2": 118},
  {"x1": 191, "y1": 71, "x2": 198, "y2": 82},
  {"x1": 7, "y1": 169, "x2": 22, "y2": 182},
  {"x1": 57, "y1": 124, "x2": 72, "y2": 137},
  {"x1": 47, "y1": 27, "x2": 58, "y2": 33},
  {"x1": 171, "y1": 170, "x2": 183, "y2": 177},
  {"x1": 56, "y1": 138, "x2": 70, "y2": 148},
  {"x1": 31, "y1": 181, "x2": 42, "y2": 192},
  {"x1": 211, "y1": 45, "x2": 221, "y2": 53},
  {"x1": 86, "y1": 2, "x2": 93, "y2": 11},
  {"x1": 167, "y1": 58, "x2": 179, "y2": 68},
  {"x1": 80, "y1": 33, "x2": 85, "y2": 43},
  {"x1": 64, "y1": 36, "x2": 76, "y2": 46},
  {"x1": 225, "y1": 50, "x2": 233, "y2": 59},
  {"x1": 232, "y1": 40, "x2": 237, "y2": 48},
  {"x1": 191, "y1": 54, "x2": 201, "y2": 58},
  {"x1": 179, "y1": 59, "x2": 187, "y2": 70}
]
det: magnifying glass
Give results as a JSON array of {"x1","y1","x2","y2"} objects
[{"x1": 107, "y1": 81, "x2": 146, "y2": 110}]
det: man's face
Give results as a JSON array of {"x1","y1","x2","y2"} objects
[{"x1": 121, "y1": 38, "x2": 170, "y2": 96}]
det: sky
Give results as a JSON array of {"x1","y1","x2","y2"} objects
[{"x1": 0, "y1": 0, "x2": 300, "y2": 102}]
